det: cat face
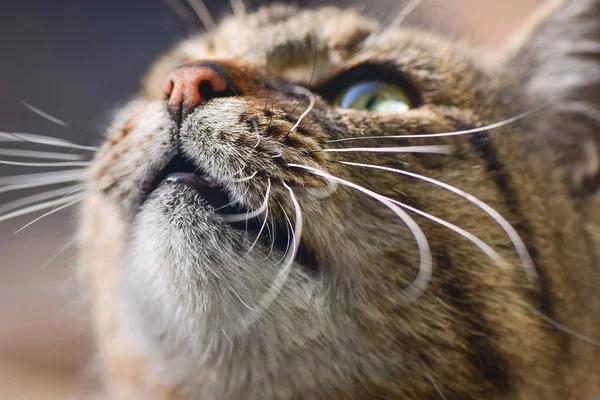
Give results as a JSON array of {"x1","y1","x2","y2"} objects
[{"x1": 80, "y1": 2, "x2": 600, "y2": 399}]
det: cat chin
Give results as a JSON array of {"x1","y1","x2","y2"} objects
[{"x1": 124, "y1": 182, "x2": 295, "y2": 323}]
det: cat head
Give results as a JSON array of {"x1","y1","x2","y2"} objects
[{"x1": 81, "y1": 1, "x2": 600, "y2": 397}]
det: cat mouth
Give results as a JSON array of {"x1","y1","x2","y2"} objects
[
  {"x1": 146, "y1": 154, "x2": 243, "y2": 216},
  {"x1": 144, "y1": 155, "x2": 320, "y2": 273}
]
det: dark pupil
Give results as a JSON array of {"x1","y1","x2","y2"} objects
[{"x1": 365, "y1": 94, "x2": 378, "y2": 110}]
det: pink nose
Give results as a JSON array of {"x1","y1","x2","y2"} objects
[{"x1": 165, "y1": 63, "x2": 229, "y2": 124}]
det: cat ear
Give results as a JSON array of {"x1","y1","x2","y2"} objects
[{"x1": 503, "y1": 0, "x2": 600, "y2": 195}]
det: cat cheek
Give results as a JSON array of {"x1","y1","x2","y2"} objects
[{"x1": 110, "y1": 114, "x2": 142, "y2": 145}]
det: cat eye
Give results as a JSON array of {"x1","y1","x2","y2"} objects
[
  {"x1": 333, "y1": 81, "x2": 413, "y2": 114},
  {"x1": 317, "y1": 65, "x2": 421, "y2": 114}
]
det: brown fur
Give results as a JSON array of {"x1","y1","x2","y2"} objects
[{"x1": 77, "y1": 1, "x2": 600, "y2": 399}]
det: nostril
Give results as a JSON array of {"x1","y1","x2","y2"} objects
[
  {"x1": 165, "y1": 63, "x2": 232, "y2": 125},
  {"x1": 164, "y1": 80, "x2": 175, "y2": 100},
  {"x1": 198, "y1": 80, "x2": 216, "y2": 103}
]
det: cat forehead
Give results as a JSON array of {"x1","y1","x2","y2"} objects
[
  {"x1": 195, "y1": 6, "x2": 378, "y2": 65},
  {"x1": 143, "y1": 5, "x2": 479, "y2": 102},
  {"x1": 143, "y1": 6, "x2": 380, "y2": 95}
]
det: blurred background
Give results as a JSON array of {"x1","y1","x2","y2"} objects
[{"x1": 0, "y1": 0, "x2": 543, "y2": 398}]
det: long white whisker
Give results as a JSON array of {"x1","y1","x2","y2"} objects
[
  {"x1": 286, "y1": 84, "x2": 316, "y2": 134},
  {"x1": 218, "y1": 163, "x2": 247, "y2": 180},
  {"x1": 0, "y1": 185, "x2": 84, "y2": 215},
  {"x1": 518, "y1": 300, "x2": 600, "y2": 347},
  {"x1": 327, "y1": 110, "x2": 537, "y2": 143},
  {"x1": 233, "y1": 291, "x2": 258, "y2": 312},
  {"x1": 262, "y1": 218, "x2": 277, "y2": 261},
  {"x1": 37, "y1": 237, "x2": 78, "y2": 271},
  {"x1": 230, "y1": 0, "x2": 247, "y2": 17},
  {"x1": 244, "y1": 180, "x2": 271, "y2": 256},
  {"x1": 213, "y1": 185, "x2": 250, "y2": 212},
  {"x1": 388, "y1": 198, "x2": 510, "y2": 271},
  {"x1": 186, "y1": 0, "x2": 216, "y2": 29},
  {"x1": 229, "y1": 171, "x2": 257, "y2": 183},
  {"x1": 287, "y1": 163, "x2": 432, "y2": 302},
  {"x1": 272, "y1": 211, "x2": 293, "y2": 266},
  {"x1": 0, "y1": 171, "x2": 85, "y2": 194},
  {"x1": 15, "y1": 195, "x2": 83, "y2": 233},
  {"x1": 316, "y1": 145, "x2": 454, "y2": 155},
  {"x1": 338, "y1": 161, "x2": 536, "y2": 282},
  {"x1": 160, "y1": 0, "x2": 197, "y2": 27},
  {"x1": 0, "y1": 170, "x2": 86, "y2": 186},
  {"x1": 0, "y1": 193, "x2": 83, "y2": 224},
  {"x1": 0, "y1": 132, "x2": 98, "y2": 152},
  {"x1": 21, "y1": 101, "x2": 69, "y2": 127},
  {"x1": 0, "y1": 149, "x2": 84, "y2": 161},
  {"x1": 245, "y1": 182, "x2": 302, "y2": 329},
  {"x1": 251, "y1": 117, "x2": 261, "y2": 149},
  {"x1": 388, "y1": 0, "x2": 424, "y2": 29},
  {"x1": 219, "y1": 187, "x2": 269, "y2": 223},
  {"x1": 0, "y1": 159, "x2": 90, "y2": 167}
]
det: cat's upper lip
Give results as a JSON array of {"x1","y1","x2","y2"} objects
[{"x1": 144, "y1": 154, "x2": 239, "y2": 213}]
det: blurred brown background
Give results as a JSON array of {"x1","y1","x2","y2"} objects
[{"x1": 0, "y1": 0, "x2": 542, "y2": 398}]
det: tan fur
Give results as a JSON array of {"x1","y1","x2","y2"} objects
[{"x1": 78, "y1": 3, "x2": 600, "y2": 399}]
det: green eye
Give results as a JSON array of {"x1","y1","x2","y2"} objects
[{"x1": 334, "y1": 81, "x2": 413, "y2": 114}]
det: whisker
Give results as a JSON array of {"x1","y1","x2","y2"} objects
[
  {"x1": 285, "y1": 84, "x2": 316, "y2": 137},
  {"x1": 285, "y1": 35, "x2": 317, "y2": 121},
  {"x1": 388, "y1": 198, "x2": 510, "y2": 271},
  {"x1": 272, "y1": 210, "x2": 293, "y2": 267},
  {"x1": 0, "y1": 159, "x2": 90, "y2": 168},
  {"x1": 233, "y1": 291, "x2": 258, "y2": 312},
  {"x1": 219, "y1": 187, "x2": 269, "y2": 223},
  {"x1": 251, "y1": 118, "x2": 260, "y2": 149},
  {"x1": 327, "y1": 110, "x2": 537, "y2": 143},
  {"x1": 425, "y1": 371, "x2": 448, "y2": 400},
  {"x1": 161, "y1": 0, "x2": 197, "y2": 28},
  {"x1": 287, "y1": 163, "x2": 432, "y2": 302},
  {"x1": 245, "y1": 182, "x2": 302, "y2": 329},
  {"x1": 221, "y1": 328, "x2": 234, "y2": 349},
  {"x1": 20, "y1": 101, "x2": 105, "y2": 142},
  {"x1": 230, "y1": 0, "x2": 247, "y2": 17},
  {"x1": 229, "y1": 171, "x2": 257, "y2": 183},
  {"x1": 0, "y1": 149, "x2": 85, "y2": 161},
  {"x1": 315, "y1": 145, "x2": 454, "y2": 155},
  {"x1": 0, "y1": 185, "x2": 84, "y2": 215},
  {"x1": 0, "y1": 169, "x2": 86, "y2": 187},
  {"x1": 15, "y1": 195, "x2": 83, "y2": 233},
  {"x1": 262, "y1": 217, "x2": 277, "y2": 261},
  {"x1": 244, "y1": 179, "x2": 271, "y2": 256},
  {"x1": 0, "y1": 171, "x2": 84, "y2": 194},
  {"x1": 518, "y1": 299, "x2": 600, "y2": 347},
  {"x1": 338, "y1": 161, "x2": 536, "y2": 281},
  {"x1": 21, "y1": 101, "x2": 69, "y2": 127},
  {"x1": 0, "y1": 193, "x2": 83, "y2": 224},
  {"x1": 37, "y1": 237, "x2": 78, "y2": 271},
  {"x1": 213, "y1": 185, "x2": 250, "y2": 212},
  {"x1": 0, "y1": 132, "x2": 99, "y2": 152},
  {"x1": 388, "y1": 0, "x2": 424, "y2": 30},
  {"x1": 186, "y1": 0, "x2": 216, "y2": 30}
]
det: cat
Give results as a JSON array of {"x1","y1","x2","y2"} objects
[{"x1": 3, "y1": 0, "x2": 600, "y2": 398}]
